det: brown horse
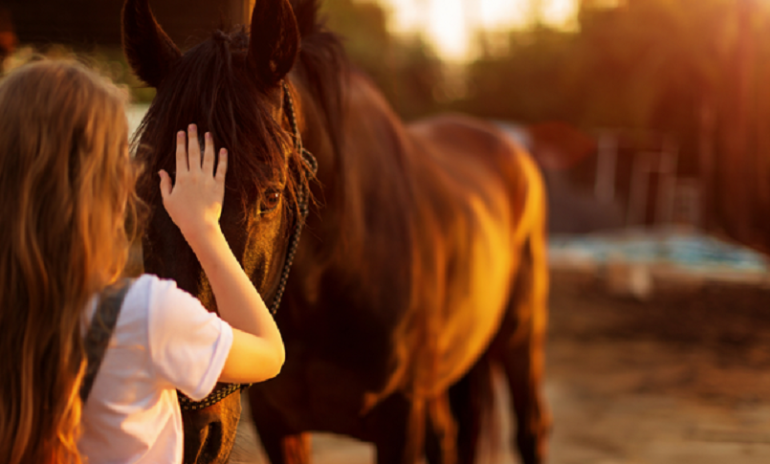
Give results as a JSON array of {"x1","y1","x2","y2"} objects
[{"x1": 123, "y1": 0, "x2": 551, "y2": 463}]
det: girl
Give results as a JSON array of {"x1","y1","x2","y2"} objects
[{"x1": 0, "y1": 60, "x2": 284, "y2": 463}]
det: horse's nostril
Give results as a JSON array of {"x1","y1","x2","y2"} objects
[
  {"x1": 182, "y1": 396, "x2": 240, "y2": 464},
  {"x1": 198, "y1": 421, "x2": 224, "y2": 462},
  {"x1": 184, "y1": 415, "x2": 226, "y2": 464}
]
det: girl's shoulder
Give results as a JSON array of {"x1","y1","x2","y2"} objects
[
  {"x1": 135, "y1": 273, "x2": 213, "y2": 324},
  {"x1": 127, "y1": 274, "x2": 203, "y2": 315},
  {"x1": 130, "y1": 273, "x2": 182, "y2": 300},
  {"x1": 114, "y1": 274, "x2": 211, "y2": 343},
  {"x1": 118, "y1": 273, "x2": 168, "y2": 313},
  {"x1": 134, "y1": 274, "x2": 233, "y2": 400}
]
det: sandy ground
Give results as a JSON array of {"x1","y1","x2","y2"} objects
[{"x1": 227, "y1": 269, "x2": 770, "y2": 464}]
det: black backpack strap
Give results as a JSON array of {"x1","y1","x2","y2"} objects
[{"x1": 80, "y1": 278, "x2": 134, "y2": 403}]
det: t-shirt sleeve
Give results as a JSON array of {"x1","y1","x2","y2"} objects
[{"x1": 146, "y1": 276, "x2": 234, "y2": 401}]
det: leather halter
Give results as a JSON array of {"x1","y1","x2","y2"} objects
[{"x1": 178, "y1": 82, "x2": 317, "y2": 411}]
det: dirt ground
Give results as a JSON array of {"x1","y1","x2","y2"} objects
[{"x1": 231, "y1": 269, "x2": 770, "y2": 464}]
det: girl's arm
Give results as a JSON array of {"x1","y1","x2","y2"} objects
[{"x1": 158, "y1": 124, "x2": 285, "y2": 384}]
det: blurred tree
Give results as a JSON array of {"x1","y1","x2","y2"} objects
[
  {"x1": 322, "y1": 0, "x2": 443, "y2": 119},
  {"x1": 0, "y1": 7, "x2": 17, "y2": 70},
  {"x1": 441, "y1": 0, "x2": 770, "y2": 253},
  {"x1": 459, "y1": 26, "x2": 579, "y2": 123},
  {"x1": 710, "y1": 0, "x2": 770, "y2": 254}
]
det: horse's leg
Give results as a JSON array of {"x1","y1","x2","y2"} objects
[
  {"x1": 426, "y1": 356, "x2": 495, "y2": 464},
  {"x1": 248, "y1": 390, "x2": 310, "y2": 464},
  {"x1": 454, "y1": 359, "x2": 494, "y2": 464},
  {"x1": 494, "y1": 233, "x2": 551, "y2": 464},
  {"x1": 368, "y1": 393, "x2": 425, "y2": 464},
  {"x1": 424, "y1": 393, "x2": 459, "y2": 464}
]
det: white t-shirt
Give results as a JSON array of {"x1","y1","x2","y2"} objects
[{"x1": 78, "y1": 274, "x2": 234, "y2": 464}]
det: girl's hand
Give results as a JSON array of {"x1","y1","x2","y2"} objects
[
  {"x1": 159, "y1": 124, "x2": 228, "y2": 242},
  {"x1": 159, "y1": 126, "x2": 285, "y2": 384}
]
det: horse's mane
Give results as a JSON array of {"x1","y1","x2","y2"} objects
[
  {"x1": 134, "y1": 0, "x2": 346, "y2": 217},
  {"x1": 291, "y1": 0, "x2": 346, "y2": 161},
  {"x1": 292, "y1": 1, "x2": 418, "y2": 271}
]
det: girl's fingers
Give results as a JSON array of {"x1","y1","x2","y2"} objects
[
  {"x1": 215, "y1": 149, "x2": 228, "y2": 183},
  {"x1": 159, "y1": 170, "x2": 172, "y2": 199},
  {"x1": 175, "y1": 131, "x2": 187, "y2": 173},
  {"x1": 187, "y1": 124, "x2": 201, "y2": 171},
  {"x1": 202, "y1": 132, "x2": 215, "y2": 175}
]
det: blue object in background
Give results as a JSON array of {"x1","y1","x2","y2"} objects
[{"x1": 549, "y1": 230, "x2": 769, "y2": 273}]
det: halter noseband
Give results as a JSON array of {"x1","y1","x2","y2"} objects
[{"x1": 178, "y1": 81, "x2": 317, "y2": 411}]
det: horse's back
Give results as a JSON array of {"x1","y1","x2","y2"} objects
[
  {"x1": 403, "y1": 114, "x2": 546, "y2": 395},
  {"x1": 408, "y1": 113, "x2": 545, "y2": 251}
]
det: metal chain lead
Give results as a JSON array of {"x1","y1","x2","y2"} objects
[
  {"x1": 178, "y1": 383, "x2": 241, "y2": 410},
  {"x1": 179, "y1": 82, "x2": 317, "y2": 412}
]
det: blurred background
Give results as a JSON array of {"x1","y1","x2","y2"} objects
[{"x1": 3, "y1": 0, "x2": 770, "y2": 462}]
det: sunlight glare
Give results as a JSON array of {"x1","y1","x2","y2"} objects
[
  {"x1": 379, "y1": 0, "x2": 579, "y2": 61},
  {"x1": 479, "y1": 0, "x2": 529, "y2": 30},
  {"x1": 385, "y1": 0, "x2": 425, "y2": 34},
  {"x1": 428, "y1": 0, "x2": 469, "y2": 61},
  {"x1": 541, "y1": 0, "x2": 579, "y2": 28}
]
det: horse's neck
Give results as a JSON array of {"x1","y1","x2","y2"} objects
[
  {"x1": 299, "y1": 71, "x2": 411, "y2": 189},
  {"x1": 298, "y1": 70, "x2": 419, "y2": 268}
]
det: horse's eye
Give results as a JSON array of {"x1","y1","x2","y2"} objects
[{"x1": 260, "y1": 189, "x2": 282, "y2": 213}]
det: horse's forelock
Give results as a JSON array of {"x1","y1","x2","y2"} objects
[
  {"x1": 133, "y1": 0, "x2": 346, "y2": 223},
  {"x1": 134, "y1": 29, "x2": 304, "y2": 216}
]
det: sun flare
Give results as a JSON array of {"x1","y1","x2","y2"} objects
[{"x1": 380, "y1": 0, "x2": 579, "y2": 61}]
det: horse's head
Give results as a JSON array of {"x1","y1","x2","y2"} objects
[{"x1": 122, "y1": 0, "x2": 306, "y2": 461}]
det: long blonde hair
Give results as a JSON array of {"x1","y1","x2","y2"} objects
[{"x1": 0, "y1": 60, "x2": 141, "y2": 464}]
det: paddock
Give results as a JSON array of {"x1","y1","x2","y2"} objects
[
  {"x1": 226, "y1": 265, "x2": 770, "y2": 464},
  {"x1": 124, "y1": 108, "x2": 770, "y2": 464}
]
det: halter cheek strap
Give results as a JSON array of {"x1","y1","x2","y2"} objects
[
  {"x1": 178, "y1": 81, "x2": 317, "y2": 412},
  {"x1": 268, "y1": 81, "x2": 318, "y2": 316}
]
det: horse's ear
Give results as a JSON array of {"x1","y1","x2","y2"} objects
[
  {"x1": 121, "y1": 0, "x2": 182, "y2": 88},
  {"x1": 247, "y1": 0, "x2": 300, "y2": 87}
]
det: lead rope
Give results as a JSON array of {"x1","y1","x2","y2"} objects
[{"x1": 178, "y1": 81, "x2": 317, "y2": 411}]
